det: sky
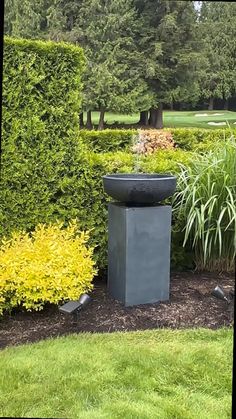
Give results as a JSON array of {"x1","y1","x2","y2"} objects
[{"x1": 194, "y1": 1, "x2": 202, "y2": 12}]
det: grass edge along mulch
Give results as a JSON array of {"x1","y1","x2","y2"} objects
[{"x1": 0, "y1": 328, "x2": 233, "y2": 419}]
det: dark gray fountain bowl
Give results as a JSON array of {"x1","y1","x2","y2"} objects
[{"x1": 102, "y1": 173, "x2": 177, "y2": 205}]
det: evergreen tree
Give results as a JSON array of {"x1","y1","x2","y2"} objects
[
  {"x1": 135, "y1": 0, "x2": 202, "y2": 128},
  {"x1": 199, "y1": 1, "x2": 236, "y2": 110},
  {"x1": 74, "y1": 0, "x2": 151, "y2": 129},
  {"x1": 45, "y1": 0, "x2": 83, "y2": 42},
  {"x1": 4, "y1": 0, "x2": 49, "y2": 39}
]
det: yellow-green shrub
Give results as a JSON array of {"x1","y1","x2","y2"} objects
[
  {"x1": 0, "y1": 221, "x2": 97, "y2": 314},
  {"x1": 141, "y1": 149, "x2": 193, "y2": 173}
]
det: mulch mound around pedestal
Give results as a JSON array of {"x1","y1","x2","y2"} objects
[{"x1": 0, "y1": 271, "x2": 234, "y2": 349}]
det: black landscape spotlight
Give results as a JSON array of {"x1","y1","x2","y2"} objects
[
  {"x1": 59, "y1": 293, "x2": 91, "y2": 316},
  {"x1": 211, "y1": 286, "x2": 229, "y2": 303}
]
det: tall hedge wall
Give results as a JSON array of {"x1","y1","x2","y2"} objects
[{"x1": 0, "y1": 37, "x2": 85, "y2": 237}]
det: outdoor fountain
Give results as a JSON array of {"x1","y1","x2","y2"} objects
[{"x1": 103, "y1": 172, "x2": 177, "y2": 306}]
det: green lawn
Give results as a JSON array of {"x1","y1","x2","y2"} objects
[
  {"x1": 0, "y1": 328, "x2": 233, "y2": 418},
  {"x1": 86, "y1": 110, "x2": 236, "y2": 129}
]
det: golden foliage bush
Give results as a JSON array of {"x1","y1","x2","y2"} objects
[
  {"x1": 0, "y1": 221, "x2": 97, "y2": 314},
  {"x1": 132, "y1": 129, "x2": 175, "y2": 155}
]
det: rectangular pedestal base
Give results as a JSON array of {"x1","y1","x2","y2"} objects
[{"x1": 108, "y1": 203, "x2": 172, "y2": 306}]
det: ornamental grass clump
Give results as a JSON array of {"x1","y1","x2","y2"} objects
[
  {"x1": 0, "y1": 221, "x2": 97, "y2": 315},
  {"x1": 173, "y1": 136, "x2": 236, "y2": 271}
]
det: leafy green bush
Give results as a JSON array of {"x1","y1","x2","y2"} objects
[
  {"x1": 0, "y1": 221, "x2": 97, "y2": 314},
  {"x1": 0, "y1": 38, "x2": 199, "y2": 272},
  {"x1": 80, "y1": 129, "x2": 136, "y2": 152},
  {"x1": 173, "y1": 137, "x2": 236, "y2": 271},
  {"x1": 1, "y1": 36, "x2": 85, "y2": 238},
  {"x1": 171, "y1": 127, "x2": 236, "y2": 150},
  {"x1": 141, "y1": 149, "x2": 193, "y2": 173}
]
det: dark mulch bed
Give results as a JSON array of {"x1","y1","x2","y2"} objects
[{"x1": 0, "y1": 271, "x2": 234, "y2": 349}]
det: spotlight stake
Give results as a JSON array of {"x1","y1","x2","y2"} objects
[
  {"x1": 59, "y1": 293, "x2": 92, "y2": 315},
  {"x1": 211, "y1": 286, "x2": 229, "y2": 303}
]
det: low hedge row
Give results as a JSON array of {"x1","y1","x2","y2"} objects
[
  {"x1": 80, "y1": 129, "x2": 136, "y2": 152},
  {"x1": 80, "y1": 127, "x2": 236, "y2": 153}
]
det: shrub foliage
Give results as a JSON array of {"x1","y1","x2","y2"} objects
[
  {"x1": 2, "y1": 38, "x2": 233, "y2": 273},
  {"x1": 80, "y1": 129, "x2": 136, "y2": 152},
  {"x1": 1, "y1": 38, "x2": 193, "y2": 273},
  {"x1": 0, "y1": 221, "x2": 97, "y2": 314},
  {"x1": 1, "y1": 37, "x2": 85, "y2": 237}
]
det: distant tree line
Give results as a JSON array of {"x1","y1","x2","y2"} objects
[{"x1": 4, "y1": 0, "x2": 236, "y2": 129}]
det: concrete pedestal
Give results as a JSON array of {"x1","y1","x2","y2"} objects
[{"x1": 108, "y1": 203, "x2": 172, "y2": 306}]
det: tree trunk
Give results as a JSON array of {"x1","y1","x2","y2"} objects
[
  {"x1": 148, "y1": 108, "x2": 158, "y2": 127},
  {"x1": 79, "y1": 112, "x2": 84, "y2": 127},
  {"x1": 208, "y1": 97, "x2": 214, "y2": 111},
  {"x1": 98, "y1": 109, "x2": 105, "y2": 130},
  {"x1": 86, "y1": 110, "x2": 92, "y2": 129},
  {"x1": 138, "y1": 111, "x2": 149, "y2": 126},
  {"x1": 224, "y1": 98, "x2": 229, "y2": 110},
  {"x1": 155, "y1": 103, "x2": 164, "y2": 129},
  {"x1": 170, "y1": 101, "x2": 174, "y2": 111}
]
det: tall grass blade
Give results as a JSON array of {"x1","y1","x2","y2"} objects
[{"x1": 173, "y1": 136, "x2": 236, "y2": 271}]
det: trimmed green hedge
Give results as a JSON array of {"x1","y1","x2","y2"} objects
[
  {"x1": 80, "y1": 127, "x2": 236, "y2": 152},
  {"x1": 80, "y1": 129, "x2": 136, "y2": 152},
  {"x1": 1, "y1": 37, "x2": 85, "y2": 237},
  {"x1": 170, "y1": 128, "x2": 236, "y2": 150}
]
